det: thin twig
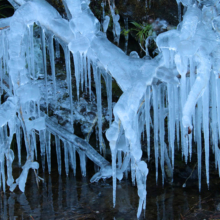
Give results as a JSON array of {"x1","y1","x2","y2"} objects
[
  {"x1": 182, "y1": 162, "x2": 198, "y2": 187},
  {"x1": 0, "y1": 26, "x2": 9, "y2": 30},
  {"x1": 139, "y1": 43, "x2": 147, "y2": 53},
  {"x1": 86, "y1": 115, "x2": 98, "y2": 141}
]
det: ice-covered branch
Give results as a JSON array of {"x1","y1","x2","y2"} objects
[{"x1": 1, "y1": 0, "x2": 220, "y2": 218}]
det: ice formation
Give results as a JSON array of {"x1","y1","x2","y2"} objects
[{"x1": 0, "y1": 0, "x2": 220, "y2": 218}]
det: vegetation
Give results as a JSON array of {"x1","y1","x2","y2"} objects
[
  {"x1": 130, "y1": 21, "x2": 153, "y2": 47},
  {"x1": 0, "y1": 0, "x2": 13, "y2": 18}
]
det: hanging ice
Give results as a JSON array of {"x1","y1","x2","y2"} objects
[{"x1": 1, "y1": 0, "x2": 220, "y2": 218}]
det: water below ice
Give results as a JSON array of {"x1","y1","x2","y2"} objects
[{"x1": 2, "y1": 148, "x2": 220, "y2": 220}]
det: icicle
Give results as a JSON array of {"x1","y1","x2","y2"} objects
[
  {"x1": 2, "y1": 31, "x2": 8, "y2": 80},
  {"x1": 152, "y1": 84, "x2": 159, "y2": 183},
  {"x1": 55, "y1": 39, "x2": 60, "y2": 58},
  {"x1": 196, "y1": 99, "x2": 202, "y2": 192},
  {"x1": 64, "y1": 46, "x2": 73, "y2": 125},
  {"x1": 101, "y1": 1, "x2": 105, "y2": 21},
  {"x1": 189, "y1": 57, "x2": 196, "y2": 119},
  {"x1": 78, "y1": 149, "x2": 86, "y2": 176},
  {"x1": 175, "y1": 87, "x2": 180, "y2": 149},
  {"x1": 202, "y1": 85, "x2": 209, "y2": 188},
  {"x1": 6, "y1": 149, "x2": 14, "y2": 187},
  {"x1": 87, "y1": 57, "x2": 92, "y2": 100},
  {"x1": 0, "y1": 156, "x2": 6, "y2": 192},
  {"x1": 16, "y1": 119, "x2": 21, "y2": 166},
  {"x1": 80, "y1": 53, "x2": 84, "y2": 92},
  {"x1": 73, "y1": 52, "x2": 80, "y2": 101},
  {"x1": 186, "y1": 77, "x2": 192, "y2": 161},
  {"x1": 0, "y1": 58, "x2": 2, "y2": 94},
  {"x1": 69, "y1": 142, "x2": 76, "y2": 176},
  {"x1": 107, "y1": 73, "x2": 112, "y2": 125},
  {"x1": 210, "y1": 73, "x2": 218, "y2": 169},
  {"x1": 37, "y1": 100, "x2": 40, "y2": 117},
  {"x1": 168, "y1": 83, "x2": 175, "y2": 170},
  {"x1": 64, "y1": 140, "x2": 69, "y2": 176},
  {"x1": 31, "y1": 130, "x2": 37, "y2": 160},
  {"x1": 180, "y1": 72, "x2": 188, "y2": 162},
  {"x1": 93, "y1": 65, "x2": 104, "y2": 154},
  {"x1": 28, "y1": 24, "x2": 35, "y2": 79},
  {"x1": 39, "y1": 130, "x2": 46, "y2": 172},
  {"x1": 159, "y1": 85, "x2": 165, "y2": 185},
  {"x1": 117, "y1": 151, "x2": 122, "y2": 169},
  {"x1": 41, "y1": 28, "x2": 48, "y2": 113},
  {"x1": 145, "y1": 86, "x2": 151, "y2": 161},
  {"x1": 55, "y1": 135, "x2": 62, "y2": 175},
  {"x1": 48, "y1": 34, "x2": 57, "y2": 107},
  {"x1": 46, "y1": 130, "x2": 51, "y2": 174},
  {"x1": 216, "y1": 77, "x2": 220, "y2": 142},
  {"x1": 112, "y1": 147, "x2": 117, "y2": 207},
  {"x1": 84, "y1": 53, "x2": 87, "y2": 92}
]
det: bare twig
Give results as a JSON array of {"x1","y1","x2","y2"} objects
[
  {"x1": 182, "y1": 162, "x2": 198, "y2": 187},
  {"x1": 0, "y1": 26, "x2": 9, "y2": 30},
  {"x1": 86, "y1": 115, "x2": 98, "y2": 141}
]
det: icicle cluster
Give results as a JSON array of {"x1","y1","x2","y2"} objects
[{"x1": 1, "y1": 0, "x2": 220, "y2": 218}]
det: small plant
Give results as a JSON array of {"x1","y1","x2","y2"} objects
[
  {"x1": 131, "y1": 21, "x2": 153, "y2": 48},
  {"x1": 121, "y1": 28, "x2": 130, "y2": 38}
]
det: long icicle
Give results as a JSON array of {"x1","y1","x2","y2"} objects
[
  {"x1": 159, "y1": 85, "x2": 165, "y2": 185},
  {"x1": 48, "y1": 34, "x2": 57, "y2": 107},
  {"x1": 145, "y1": 86, "x2": 151, "y2": 161},
  {"x1": 107, "y1": 73, "x2": 112, "y2": 126},
  {"x1": 73, "y1": 52, "x2": 80, "y2": 101},
  {"x1": 93, "y1": 64, "x2": 104, "y2": 155},
  {"x1": 41, "y1": 28, "x2": 48, "y2": 113},
  {"x1": 152, "y1": 84, "x2": 159, "y2": 184},
  {"x1": 64, "y1": 46, "x2": 73, "y2": 126},
  {"x1": 202, "y1": 85, "x2": 210, "y2": 188}
]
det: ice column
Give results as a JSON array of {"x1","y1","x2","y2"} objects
[
  {"x1": 73, "y1": 52, "x2": 80, "y2": 101},
  {"x1": 196, "y1": 100, "x2": 202, "y2": 191},
  {"x1": 27, "y1": 24, "x2": 35, "y2": 79},
  {"x1": 145, "y1": 86, "x2": 151, "y2": 161},
  {"x1": 16, "y1": 118, "x2": 21, "y2": 166},
  {"x1": 159, "y1": 85, "x2": 165, "y2": 185},
  {"x1": 202, "y1": 85, "x2": 209, "y2": 188},
  {"x1": 107, "y1": 73, "x2": 112, "y2": 125},
  {"x1": 152, "y1": 84, "x2": 159, "y2": 183},
  {"x1": 93, "y1": 64, "x2": 104, "y2": 154},
  {"x1": 87, "y1": 57, "x2": 92, "y2": 100},
  {"x1": 39, "y1": 129, "x2": 46, "y2": 172},
  {"x1": 64, "y1": 140, "x2": 69, "y2": 176},
  {"x1": 64, "y1": 46, "x2": 73, "y2": 125},
  {"x1": 46, "y1": 130, "x2": 51, "y2": 174},
  {"x1": 55, "y1": 135, "x2": 62, "y2": 175},
  {"x1": 41, "y1": 28, "x2": 48, "y2": 113},
  {"x1": 55, "y1": 39, "x2": 60, "y2": 58},
  {"x1": 48, "y1": 34, "x2": 57, "y2": 107},
  {"x1": 167, "y1": 83, "x2": 175, "y2": 170}
]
